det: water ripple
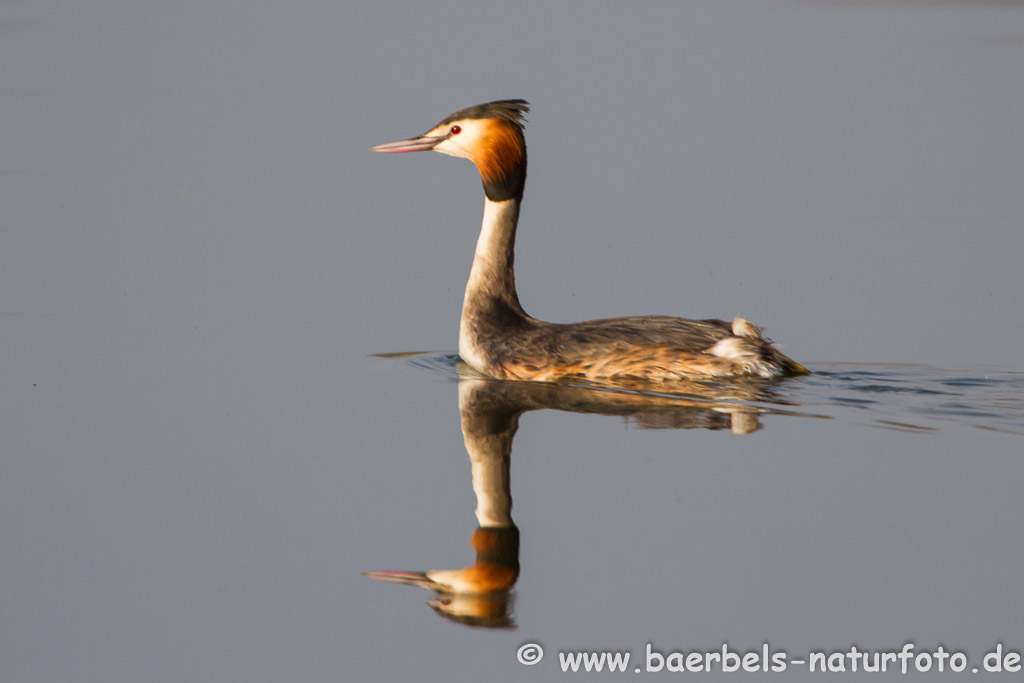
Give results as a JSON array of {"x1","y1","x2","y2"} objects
[
  {"x1": 797, "y1": 364, "x2": 1024, "y2": 436},
  {"x1": 378, "y1": 353, "x2": 1024, "y2": 437}
]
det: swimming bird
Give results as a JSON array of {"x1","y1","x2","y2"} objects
[{"x1": 371, "y1": 99, "x2": 807, "y2": 382}]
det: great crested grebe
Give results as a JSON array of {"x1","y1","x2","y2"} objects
[{"x1": 371, "y1": 99, "x2": 807, "y2": 382}]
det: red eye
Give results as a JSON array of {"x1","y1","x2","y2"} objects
[{"x1": 450, "y1": 125, "x2": 461, "y2": 135}]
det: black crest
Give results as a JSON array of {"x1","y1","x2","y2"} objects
[{"x1": 439, "y1": 99, "x2": 530, "y2": 131}]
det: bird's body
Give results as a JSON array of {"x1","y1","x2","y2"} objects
[{"x1": 371, "y1": 99, "x2": 806, "y2": 382}]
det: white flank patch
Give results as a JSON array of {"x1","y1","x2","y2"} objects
[
  {"x1": 710, "y1": 337, "x2": 777, "y2": 377},
  {"x1": 710, "y1": 337, "x2": 755, "y2": 360}
]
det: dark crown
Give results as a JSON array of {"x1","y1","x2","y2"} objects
[{"x1": 438, "y1": 99, "x2": 529, "y2": 130}]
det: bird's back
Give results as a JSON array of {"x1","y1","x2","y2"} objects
[{"x1": 476, "y1": 315, "x2": 804, "y2": 382}]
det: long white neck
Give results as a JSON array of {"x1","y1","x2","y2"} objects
[
  {"x1": 465, "y1": 198, "x2": 522, "y2": 303},
  {"x1": 458, "y1": 197, "x2": 531, "y2": 369}
]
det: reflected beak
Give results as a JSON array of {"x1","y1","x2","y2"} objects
[
  {"x1": 369, "y1": 134, "x2": 443, "y2": 154},
  {"x1": 363, "y1": 570, "x2": 440, "y2": 590}
]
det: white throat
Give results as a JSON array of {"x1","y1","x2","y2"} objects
[{"x1": 458, "y1": 197, "x2": 523, "y2": 370}]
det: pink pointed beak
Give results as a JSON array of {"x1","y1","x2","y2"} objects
[{"x1": 369, "y1": 134, "x2": 443, "y2": 154}]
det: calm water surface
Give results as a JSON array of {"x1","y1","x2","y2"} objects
[
  {"x1": 3, "y1": 1, "x2": 1023, "y2": 682},
  {"x1": 352, "y1": 354, "x2": 1023, "y2": 680}
]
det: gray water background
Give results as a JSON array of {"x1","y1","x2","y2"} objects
[{"x1": 2, "y1": 1, "x2": 1023, "y2": 681}]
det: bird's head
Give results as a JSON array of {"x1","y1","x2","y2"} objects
[{"x1": 371, "y1": 99, "x2": 529, "y2": 202}]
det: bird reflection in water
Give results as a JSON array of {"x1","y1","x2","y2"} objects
[{"x1": 364, "y1": 360, "x2": 805, "y2": 627}]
